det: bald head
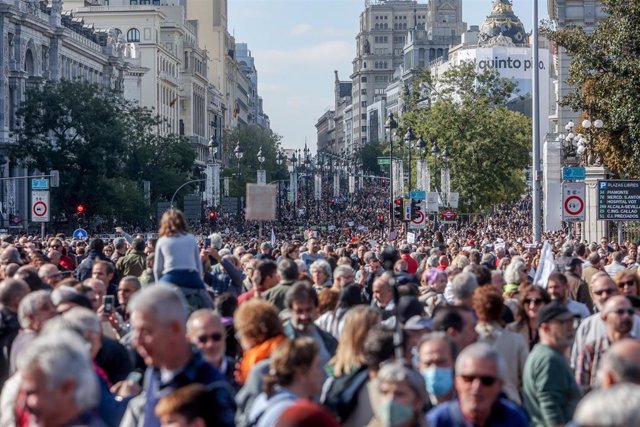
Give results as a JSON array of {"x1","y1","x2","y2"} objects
[
  {"x1": 600, "y1": 339, "x2": 640, "y2": 388},
  {"x1": 186, "y1": 309, "x2": 226, "y2": 367}
]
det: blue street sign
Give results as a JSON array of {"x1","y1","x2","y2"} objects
[
  {"x1": 73, "y1": 228, "x2": 88, "y2": 240},
  {"x1": 562, "y1": 167, "x2": 586, "y2": 181},
  {"x1": 409, "y1": 191, "x2": 426, "y2": 200},
  {"x1": 31, "y1": 178, "x2": 49, "y2": 190}
]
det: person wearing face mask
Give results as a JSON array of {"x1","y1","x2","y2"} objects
[
  {"x1": 368, "y1": 361, "x2": 428, "y2": 427},
  {"x1": 427, "y1": 343, "x2": 528, "y2": 427},
  {"x1": 417, "y1": 333, "x2": 457, "y2": 410}
]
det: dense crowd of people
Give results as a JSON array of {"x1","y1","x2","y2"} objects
[{"x1": 1, "y1": 200, "x2": 640, "y2": 427}]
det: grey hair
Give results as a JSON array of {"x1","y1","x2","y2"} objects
[
  {"x1": 427, "y1": 255, "x2": 439, "y2": 268},
  {"x1": 17, "y1": 290, "x2": 52, "y2": 329},
  {"x1": 61, "y1": 307, "x2": 101, "y2": 335},
  {"x1": 17, "y1": 330, "x2": 99, "y2": 412},
  {"x1": 451, "y1": 272, "x2": 478, "y2": 301},
  {"x1": 128, "y1": 282, "x2": 188, "y2": 326},
  {"x1": 600, "y1": 345, "x2": 640, "y2": 385},
  {"x1": 310, "y1": 259, "x2": 332, "y2": 278},
  {"x1": 333, "y1": 265, "x2": 355, "y2": 279},
  {"x1": 504, "y1": 260, "x2": 525, "y2": 285},
  {"x1": 573, "y1": 383, "x2": 640, "y2": 427},
  {"x1": 0, "y1": 278, "x2": 28, "y2": 307},
  {"x1": 377, "y1": 361, "x2": 427, "y2": 403},
  {"x1": 455, "y1": 342, "x2": 506, "y2": 380},
  {"x1": 121, "y1": 276, "x2": 142, "y2": 290}
]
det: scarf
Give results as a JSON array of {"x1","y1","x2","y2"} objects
[{"x1": 238, "y1": 335, "x2": 286, "y2": 384}]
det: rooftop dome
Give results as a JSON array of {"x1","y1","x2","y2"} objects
[{"x1": 478, "y1": 0, "x2": 527, "y2": 47}]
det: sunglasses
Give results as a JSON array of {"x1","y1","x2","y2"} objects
[
  {"x1": 610, "y1": 308, "x2": 635, "y2": 316},
  {"x1": 525, "y1": 298, "x2": 544, "y2": 306},
  {"x1": 459, "y1": 374, "x2": 498, "y2": 387},
  {"x1": 594, "y1": 288, "x2": 617, "y2": 296},
  {"x1": 197, "y1": 333, "x2": 223, "y2": 344},
  {"x1": 618, "y1": 281, "x2": 636, "y2": 288}
]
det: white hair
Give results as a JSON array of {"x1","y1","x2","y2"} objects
[
  {"x1": 455, "y1": 342, "x2": 506, "y2": 380},
  {"x1": 504, "y1": 260, "x2": 525, "y2": 285},
  {"x1": 573, "y1": 383, "x2": 640, "y2": 427},
  {"x1": 333, "y1": 265, "x2": 355, "y2": 279},
  {"x1": 17, "y1": 290, "x2": 51, "y2": 329},
  {"x1": 128, "y1": 282, "x2": 188, "y2": 325},
  {"x1": 451, "y1": 271, "x2": 478, "y2": 300},
  {"x1": 17, "y1": 331, "x2": 99, "y2": 412}
]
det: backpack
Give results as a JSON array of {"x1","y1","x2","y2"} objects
[{"x1": 321, "y1": 365, "x2": 369, "y2": 422}]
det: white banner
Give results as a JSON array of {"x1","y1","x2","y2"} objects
[
  {"x1": 257, "y1": 169, "x2": 266, "y2": 185},
  {"x1": 314, "y1": 174, "x2": 322, "y2": 201},
  {"x1": 441, "y1": 166, "x2": 451, "y2": 206},
  {"x1": 333, "y1": 172, "x2": 339, "y2": 197},
  {"x1": 205, "y1": 164, "x2": 214, "y2": 205},
  {"x1": 223, "y1": 176, "x2": 230, "y2": 197},
  {"x1": 348, "y1": 175, "x2": 355, "y2": 194},
  {"x1": 393, "y1": 159, "x2": 404, "y2": 199},
  {"x1": 358, "y1": 174, "x2": 364, "y2": 190},
  {"x1": 213, "y1": 163, "x2": 220, "y2": 207},
  {"x1": 289, "y1": 172, "x2": 298, "y2": 202},
  {"x1": 416, "y1": 158, "x2": 430, "y2": 192}
]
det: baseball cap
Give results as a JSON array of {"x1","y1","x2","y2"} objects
[{"x1": 536, "y1": 301, "x2": 573, "y2": 328}]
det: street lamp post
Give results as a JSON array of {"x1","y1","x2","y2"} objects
[
  {"x1": 385, "y1": 112, "x2": 398, "y2": 234},
  {"x1": 257, "y1": 147, "x2": 266, "y2": 184},
  {"x1": 234, "y1": 141, "x2": 243, "y2": 233},
  {"x1": 276, "y1": 151, "x2": 284, "y2": 222},
  {"x1": 404, "y1": 126, "x2": 416, "y2": 192},
  {"x1": 431, "y1": 139, "x2": 440, "y2": 232},
  {"x1": 290, "y1": 151, "x2": 298, "y2": 220}
]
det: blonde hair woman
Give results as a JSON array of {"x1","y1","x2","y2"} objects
[{"x1": 153, "y1": 209, "x2": 212, "y2": 309}]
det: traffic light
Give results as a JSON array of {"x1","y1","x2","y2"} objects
[
  {"x1": 76, "y1": 204, "x2": 85, "y2": 215},
  {"x1": 411, "y1": 199, "x2": 421, "y2": 220},
  {"x1": 377, "y1": 214, "x2": 385, "y2": 225},
  {"x1": 393, "y1": 198, "x2": 404, "y2": 220}
]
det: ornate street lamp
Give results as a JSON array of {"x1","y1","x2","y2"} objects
[
  {"x1": 234, "y1": 141, "x2": 243, "y2": 232},
  {"x1": 385, "y1": 112, "x2": 398, "y2": 234}
]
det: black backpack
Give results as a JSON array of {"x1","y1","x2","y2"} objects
[{"x1": 321, "y1": 365, "x2": 370, "y2": 422}]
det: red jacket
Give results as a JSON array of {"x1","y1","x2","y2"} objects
[{"x1": 401, "y1": 253, "x2": 419, "y2": 275}]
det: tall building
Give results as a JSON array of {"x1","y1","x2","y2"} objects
[
  {"x1": 236, "y1": 42, "x2": 269, "y2": 129},
  {"x1": 350, "y1": 0, "x2": 465, "y2": 150},
  {"x1": 186, "y1": 0, "x2": 237, "y2": 130},
  {"x1": 0, "y1": 0, "x2": 136, "y2": 227},
  {"x1": 73, "y1": 0, "x2": 222, "y2": 166}
]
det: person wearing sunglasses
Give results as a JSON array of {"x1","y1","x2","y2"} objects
[
  {"x1": 507, "y1": 285, "x2": 550, "y2": 350},
  {"x1": 575, "y1": 296, "x2": 635, "y2": 392},
  {"x1": 187, "y1": 309, "x2": 235, "y2": 387},
  {"x1": 570, "y1": 272, "x2": 640, "y2": 369},
  {"x1": 614, "y1": 271, "x2": 639, "y2": 297},
  {"x1": 427, "y1": 342, "x2": 528, "y2": 427},
  {"x1": 523, "y1": 302, "x2": 581, "y2": 427}
]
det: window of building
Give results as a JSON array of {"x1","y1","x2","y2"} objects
[
  {"x1": 361, "y1": 101, "x2": 367, "y2": 107},
  {"x1": 361, "y1": 126, "x2": 367, "y2": 132},
  {"x1": 139, "y1": 0, "x2": 150, "y2": 4},
  {"x1": 361, "y1": 89, "x2": 366, "y2": 95},
  {"x1": 129, "y1": 0, "x2": 138, "y2": 4},
  {"x1": 361, "y1": 113, "x2": 367, "y2": 119},
  {"x1": 361, "y1": 76, "x2": 367, "y2": 82},
  {"x1": 127, "y1": 28, "x2": 140, "y2": 42},
  {"x1": 374, "y1": 75, "x2": 387, "y2": 83}
]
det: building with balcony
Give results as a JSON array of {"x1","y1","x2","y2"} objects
[
  {"x1": 0, "y1": 0, "x2": 138, "y2": 227},
  {"x1": 350, "y1": 0, "x2": 465, "y2": 150}
]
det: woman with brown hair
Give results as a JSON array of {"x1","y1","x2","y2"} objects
[
  {"x1": 506, "y1": 284, "x2": 550, "y2": 350},
  {"x1": 153, "y1": 209, "x2": 212, "y2": 309},
  {"x1": 247, "y1": 337, "x2": 323, "y2": 427},
  {"x1": 234, "y1": 299, "x2": 287, "y2": 385},
  {"x1": 473, "y1": 285, "x2": 528, "y2": 405}
]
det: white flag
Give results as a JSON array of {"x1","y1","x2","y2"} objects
[
  {"x1": 270, "y1": 228, "x2": 276, "y2": 247},
  {"x1": 533, "y1": 242, "x2": 556, "y2": 288}
]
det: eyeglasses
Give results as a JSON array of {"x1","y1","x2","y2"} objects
[
  {"x1": 618, "y1": 281, "x2": 636, "y2": 289},
  {"x1": 197, "y1": 333, "x2": 223, "y2": 344},
  {"x1": 524, "y1": 298, "x2": 544, "y2": 306},
  {"x1": 610, "y1": 308, "x2": 635, "y2": 316},
  {"x1": 459, "y1": 374, "x2": 498, "y2": 387},
  {"x1": 594, "y1": 288, "x2": 617, "y2": 296}
]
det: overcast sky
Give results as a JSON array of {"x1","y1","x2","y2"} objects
[{"x1": 230, "y1": 0, "x2": 549, "y2": 151}]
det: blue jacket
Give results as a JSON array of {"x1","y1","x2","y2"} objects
[{"x1": 427, "y1": 398, "x2": 529, "y2": 427}]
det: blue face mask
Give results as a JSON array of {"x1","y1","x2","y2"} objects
[
  {"x1": 422, "y1": 366, "x2": 454, "y2": 397},
  {"x1": 379, "y1": 399, "x2": 415, "y2": 427}
]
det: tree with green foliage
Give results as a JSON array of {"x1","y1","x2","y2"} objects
[
  {"x1": 399, "y1": 62, "x2": 531, "y2": 212},
  {"x1": 221, "y1": 126, "x2": 287, "y2": 196},
  {"x1": 9, "y1": 80, "x2": 196, "y2": 224},
  {"x1": 543, "y1": 0, "x2": 640, "y2": 177}
]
